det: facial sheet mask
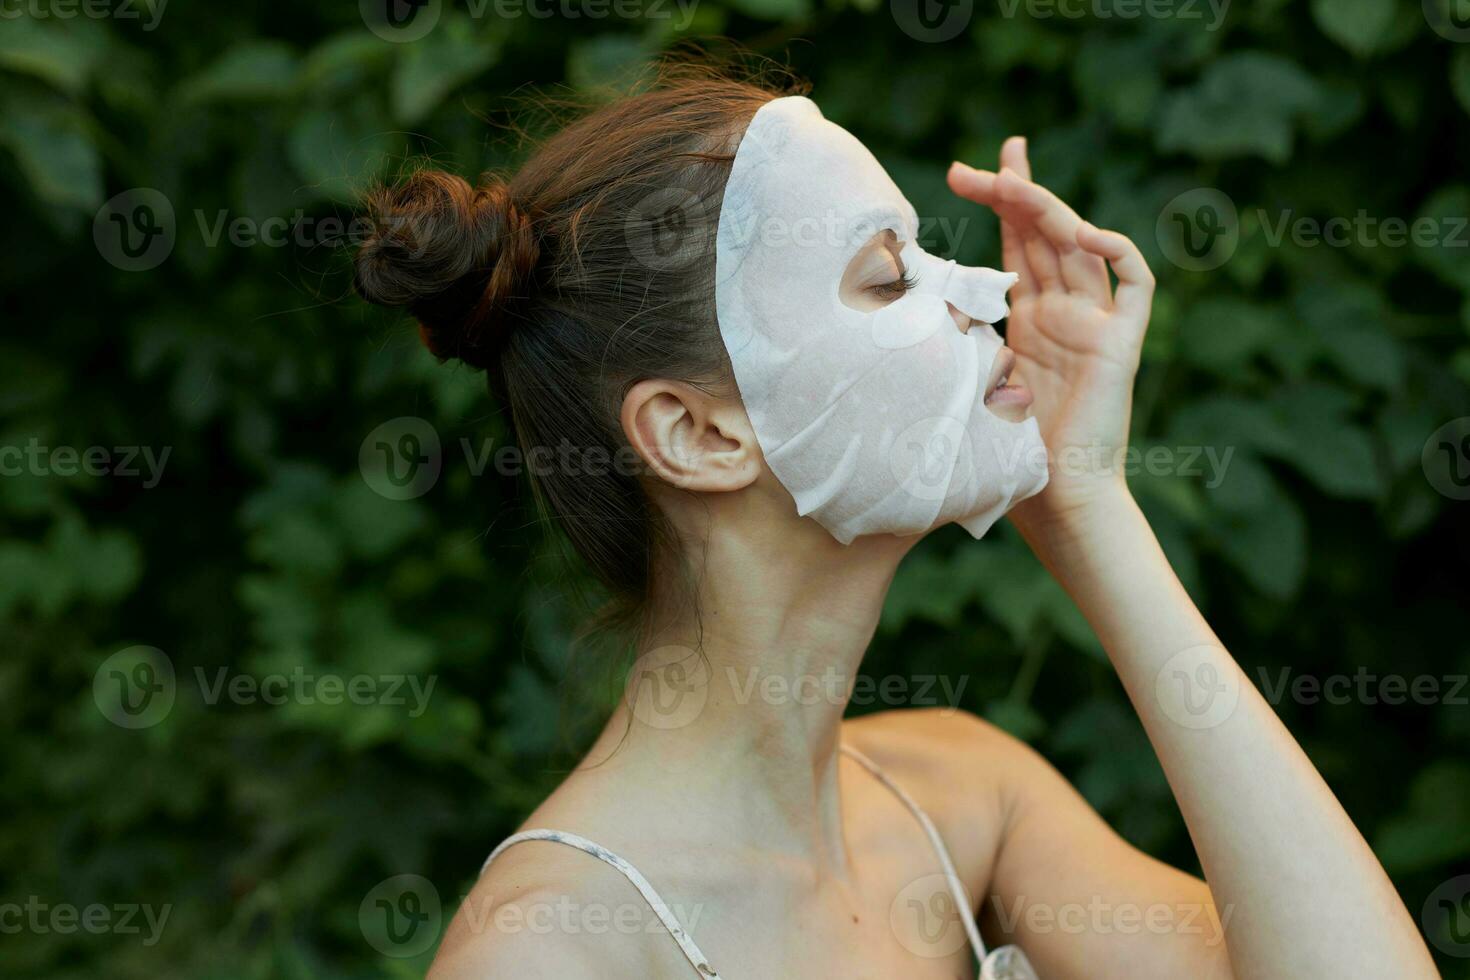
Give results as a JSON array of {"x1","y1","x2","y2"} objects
[{"x1": 714, "y1": 96, "x2": 1049, "y2": 544}]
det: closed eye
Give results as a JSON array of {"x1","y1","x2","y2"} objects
[{"x1": 870, "y1": 270, "x2": 918, "y2": 300}]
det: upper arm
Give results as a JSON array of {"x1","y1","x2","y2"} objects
[
  {"x1": 975, "y1": 718, "x2": 1234, "y2": 980},
  {"x1": 430, "y1": 921, "x2": 608, "y2": 980},
  {"x1": 849, "y1": 709, "x2": 1231, "y2": 980}
]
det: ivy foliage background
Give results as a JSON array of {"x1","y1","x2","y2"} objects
[{"x1": 2, "y1": 0, "x2": 1468, "y2": 976}]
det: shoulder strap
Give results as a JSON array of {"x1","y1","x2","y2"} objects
[
  {"x1": 482, "y1": 829, "x2": 721, "y2": 979},
  {"x1": 839, "y1": 743, "x2": 991, "y2": 962}
]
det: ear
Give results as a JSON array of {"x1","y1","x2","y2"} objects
[{"x1": 621, "y1": 379, "x2": 760, "y2": 493}]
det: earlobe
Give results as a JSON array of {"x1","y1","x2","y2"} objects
[{"x1": 621, "y1": 380, "x2": 759, "y2": 493}]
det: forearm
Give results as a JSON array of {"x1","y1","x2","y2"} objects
[{"x1": 1019, "y1": 487, "x2": 1436, "y2": 979}]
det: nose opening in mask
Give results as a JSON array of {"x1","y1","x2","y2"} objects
[{"x1": 947, "y1": 301, "x2": 978, "y2": 335}]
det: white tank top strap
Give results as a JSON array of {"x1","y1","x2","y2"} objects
[
  {"x1": 481, "y1": 745, "x2": 1037, "y2": 980},
  {"x1": 481, "y1": 829, "x2": 722, "y2": 979},
  {"x1": 839, "y1": 743, "x2": 1039, "y2": 980},
  {"x1": 838, "y1": 743, "x2": 991, "y2": 961}
]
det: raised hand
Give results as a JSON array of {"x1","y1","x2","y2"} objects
[{"x1": 947, "y1": 137, "x2": 1156, "y2": 530}]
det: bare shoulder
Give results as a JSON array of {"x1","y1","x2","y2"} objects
[
  {"x1": 841, "y1": 708, "x2": 1062, "y2": 829},
  {"x1": 428, "y1": 838, "x2": 678, "y2": 980}
]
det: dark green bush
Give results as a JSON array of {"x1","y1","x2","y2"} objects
[{"x1": 2, "y1": 1, "x2": 1467, "y2": 976}]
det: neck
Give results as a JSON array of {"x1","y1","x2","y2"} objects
[{"x1": 593, "y1": 514, "x2": 913, "y2": 876}]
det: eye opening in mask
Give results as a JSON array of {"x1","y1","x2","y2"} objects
[
  {"x1": 870, "y1": 269, "x2": 918, "y2": 299},
  {"x1": 838, "y1": 228, "x2": 918, "y2": 311}
]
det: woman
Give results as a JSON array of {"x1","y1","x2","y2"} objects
[{"x1": 354, "y1": 68, "x2": 1436, "y2": 979}]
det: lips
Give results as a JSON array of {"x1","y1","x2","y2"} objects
[
  {"x1": 983, "y1": 346, "x2": 1033, "y2": 411},
  {"x1": 985, "y1": 347, "x2": 1015, "y2": 399}
]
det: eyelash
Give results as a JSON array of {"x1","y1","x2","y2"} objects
[{"x1": 870, "y1": 270, "x2": 918, "y2": 299}]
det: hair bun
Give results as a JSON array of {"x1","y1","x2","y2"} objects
[{"x1": 354, "y1": 169, "x2": 540, "y2": 369}]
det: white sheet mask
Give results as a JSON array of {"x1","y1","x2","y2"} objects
[{"x1": 714, "y1": 96, "x2": 1049, "y2": 544}]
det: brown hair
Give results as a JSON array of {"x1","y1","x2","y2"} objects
[{"x1": 354, "y1": 65, "x2": 792, "y2": 633}]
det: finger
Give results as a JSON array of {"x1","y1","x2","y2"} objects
[
  {"x1": 1076, "y1": 222, "x2": 1155, "y2": 324},
  {"x1": 1000, "y1": 209, "x2": 1035, "y2": 300},
  {"x1": 949, "y1": 161, "x2": 1036, "y2": 299},
  {"x1": 997, "y1": 169, "x2": 1062, "y2": 292},
  {"x1": 994, "y1": 143, "x2": 1036, "y2": 300},
  {"x1": 995, "y1": 171, "x2": 1110, "y2": 303},
  {"x1": 946, "y1": 161, "x2": 1000, "y2": 205},
  {"x1": 1000, "y1": 135, "x2": 1031, "y2": 181}
]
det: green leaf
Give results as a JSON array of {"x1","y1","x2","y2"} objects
[
  {"x1": 566, "y1": 35, "x2": 654, "y2": 93},
  {"x1": 390, "y1": 16, "x2": 499, "y2": 124},
  {"x1": 334, "y1": 479, "x2": 428, "y2": 560},
  {"x1": 178, "y1": 41, "x2": 300, "y2": 103},
  {"x1": 1166, "y1": 395, "x2": 1295, "y2": 458},
  {"x1": 1179, "y1": 297, "x2": 1291, "y2": 374},
  {"x1": 1212, "y1": 468, "x2": 1307, "y2": 598},
  {"x1": 0, "y1": 12, "x2": 109, "y2": 96},
  {"x1": 1411, "y1": 185, "x2": 1470, "y2": 290},
  {"x1": 1157, "y1": 52, "x2": 1321, "y2": 163},
  {"x1": 985, "y1": 700, "x2": 1046, "y2": 742},
  {"x1": 1375, "y1": 762, "x2": 1470, "y2": 873},
  {"x1": 1265, "y1": 384, "x2": 1383, "y2": 499},
  {"x1": 1207, "y1": 451, "x2": 1273, "y2": 515},
  {"x1": 1455, "y1": 48, "x2": 1470, "y2": 117},
  {"x1": 727, "y1": 0, "x2": 811, "y2": 19},
  {"x1": 1309, "y1": 0, "x2": 1396, "y2": 58},
  {"x1": 1293, "y1": 280, "x2": 1406, "y2": 391},
  {"x1": 287, "y1": 97, "x2": 399, "y2": 204},
  {"x1": 0, "y1": 94, "x2": 102, "y2": 211},
  {"x1": 1073, "y1": 35, "x2": 1163, "y2": 131},
  {"x1": 300, "y1": 32, "x2": 397, "y2": 96},
  {"x1": 977, "y1": 17, "x2": 1070, "y2": 73}
]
